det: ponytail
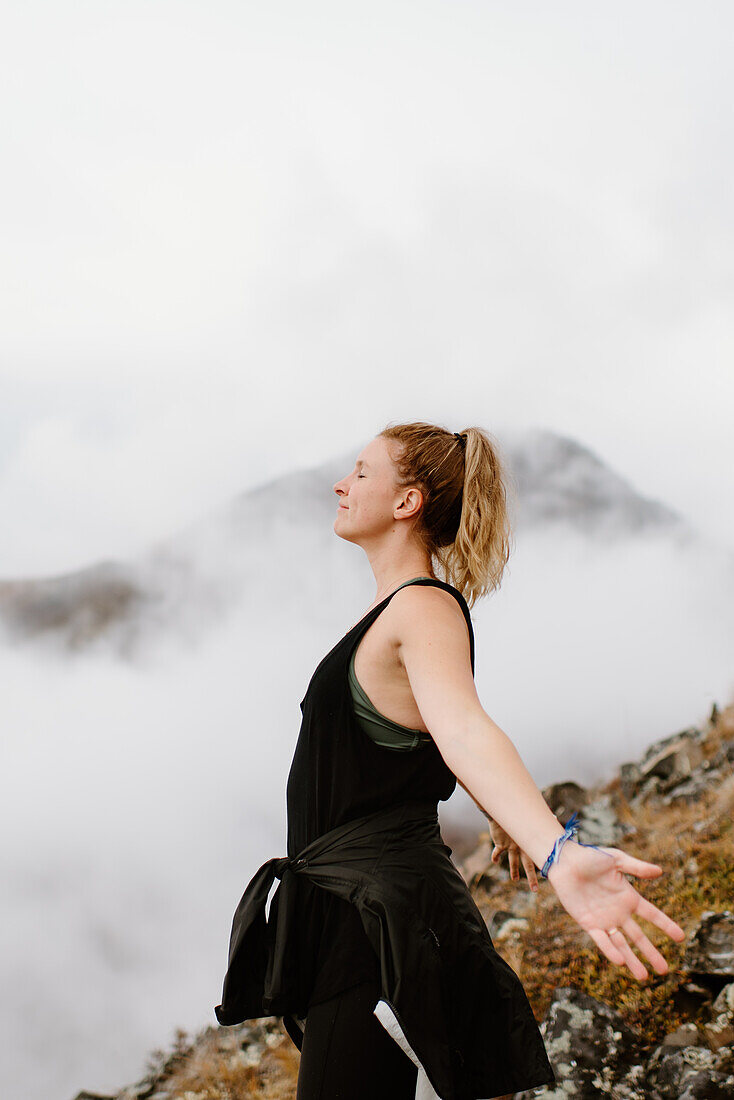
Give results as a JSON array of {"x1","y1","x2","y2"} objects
[{"x1": 379, "y1": 421, "x2": 516, "y2": 609}]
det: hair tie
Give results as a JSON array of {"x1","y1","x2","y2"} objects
[{"x1": 453, "y1": 431, "x2": 466, "y2": 450}]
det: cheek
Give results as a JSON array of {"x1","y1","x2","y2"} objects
[{"x1": 365, "y1": 491, "x2": 391, "y2": 518}]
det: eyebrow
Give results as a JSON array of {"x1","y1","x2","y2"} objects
[{"x1": 356, "y1": 460, "x2": 370, "y2": 469}]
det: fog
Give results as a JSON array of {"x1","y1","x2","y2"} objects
[
  {"x1": 2, "y1": 432, "x2": 733, "y2": 1099},
  {"x1": 2, "y1": 1, "x2": 733, "y2": 1096}
]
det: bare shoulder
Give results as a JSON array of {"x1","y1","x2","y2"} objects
[
  {"x1": 386, "y1": 584, "x2": 480, "y2": 749},
  {"x1": 386, "y1": 583, "x2": 471, "y2": 655}
]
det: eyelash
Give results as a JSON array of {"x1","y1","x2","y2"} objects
[{"x1": 357, "y1": 473, "x2": 365, "y2": 478}]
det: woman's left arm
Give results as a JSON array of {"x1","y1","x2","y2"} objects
[{"x1": 393, "y1": 586, "x2": 686, "y2": 981}]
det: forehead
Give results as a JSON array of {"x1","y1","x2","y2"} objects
[{"x1": 356, "y1": 436, "x2": 391, "y2": 466}]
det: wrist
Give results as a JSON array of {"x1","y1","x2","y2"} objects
[
  {"x1": 539, "y1": 812, "x2": 582, "y2": 880},
  {"x1": 545, "y1": 838, "x2": 581, "y2": 882}
]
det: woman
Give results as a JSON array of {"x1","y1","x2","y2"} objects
[{"x1": 215, "y1": 422, "x2": 685, "y2": 1100}]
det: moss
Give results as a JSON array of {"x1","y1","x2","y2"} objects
[{"x1": 473, "y1": 708, "x2": 734, "y2": 1046}]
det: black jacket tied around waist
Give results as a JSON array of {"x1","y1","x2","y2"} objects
[{"x1": 214, "y1": 798, "x2": 555, "y2": 1099}]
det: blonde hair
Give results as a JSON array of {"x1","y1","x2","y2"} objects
[{"x1": 379, "y1": 421, "x2": 516, "y2": 609}]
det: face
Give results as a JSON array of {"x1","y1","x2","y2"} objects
[{"x1": 333, "y1": 435, "x2": 423, "y2": 545}]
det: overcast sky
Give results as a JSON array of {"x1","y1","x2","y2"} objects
[
  {"x1": 2, "y1": 9, "x2": 734, "y2": 1097},
  {"x1": 1, "y1": 0, "x2": 733, "y2": 578}
]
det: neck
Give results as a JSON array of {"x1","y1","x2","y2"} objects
[{"x1": 366, "y1": 547, "x2": 436, "y2": 603}]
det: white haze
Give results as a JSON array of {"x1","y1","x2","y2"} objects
[
  {"x1": 1, "y1": 439, "x2": 734, "y2": 1099},
  {"x1": 1, "y1": 1, "x2": 733, "y2": 1096},
  {"x1": 1, "y1": 0, "x2": 734, "y2": 578}
]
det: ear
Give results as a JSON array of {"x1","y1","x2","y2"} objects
[{"x1": 395, "y1": 486, "x2": 424, "y2": 521}]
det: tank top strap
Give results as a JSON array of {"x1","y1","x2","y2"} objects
[{"x1": 357, "y1": 576, "x2": 475, "y2": 676}]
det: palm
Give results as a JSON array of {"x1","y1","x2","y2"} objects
[
  {"x1": 555, "y1": 846, "x2": 638, "y2": 928},
  {"x1": 548, "y1": 842, "x2": 686, "y2": 981}
]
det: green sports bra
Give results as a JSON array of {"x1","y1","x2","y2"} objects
[{"x1": 348, "y1": 577, "x2": 435, "y2": 751}]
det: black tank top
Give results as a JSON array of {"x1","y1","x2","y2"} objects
[{"x1": 285, "y1": 577, "x2": 474, "y2": 1009}]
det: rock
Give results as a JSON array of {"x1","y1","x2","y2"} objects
[
  {"x1": 503, "y1": 889, "x2": 539, "y2": 919},
  {"x1": 620, "y1": 727, "x2": 706, "y2": 799},
  {"x1": 691, "y1": 773, "x2": 734, "y2": 833},
  {"x1": 514, "y1": 986, "x2": 649, "y2": 1097},
  {"x1": 487, "y1": 909, "x2": 515, "y2": 938},
  {"x1": 576, "y1": 793, "x2": 636, "y2": 846},
  {"x1": 716, "y1": 704, "x2": 734, "y2": 737},
  {"x1": 459, "y1": 834, "x2": 500, "y2": 889},
  {"x1": 491, "y1": 915, "x2": 530, "y2": 943},
  {"x1": 78, "y1": 1019, "x2": 289, "y2": 1100},
  {"x1": 672, "y1": 980, "x2": 715, "y2": 1017},
  {"x1": 541, "y1": 781, "x2": 589, "y2": 820},
  {"x1": 620, "y1": 760, "x2": 643, "y2": 799},
  {"x1": 660, "y1": 1023, "x2": 703, "y2": 1049},
  {"x1": 677, "y1": 1076, "x2": 734, "y2": 1099},
  {"x1": 644, "y1": 1043, "x2": 734, "y2": 1099},
  {"x1": 703, "y1": 982, "x2": 734, "y2": 1050},
  {"x1": 662, "y1": 762, "x2": 725, "y2": 806},
  {"x1": 710, "y1": 737, "x2": 734, "y2": 768},
  {"x1": 612, "y1": 1061, "x2": 652, "y2": 1100},
  {"x1": 640, "y1": 726, "x2": 705, "y2": 772},
  {"x1": 647, "y1": 735, "x2": 734, "y2": 806},
  {"x1": 684, "y1": 911, "x2": 734, "y2": 979}
]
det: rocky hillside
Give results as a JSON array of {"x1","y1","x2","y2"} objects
[{"x1": 73, "y1": 702, "x2": 734, "y2": 1100}]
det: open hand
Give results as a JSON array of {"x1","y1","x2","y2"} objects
[
  {"x1": 488, "y1": 817, "x2": 539, "y2": 892},
  {"x1": 547, "y1": 840, "x2": 686, "y2": 980}
]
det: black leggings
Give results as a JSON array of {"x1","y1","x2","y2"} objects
[{"x1": 296, "y1": 976, "x2": 419, "y2": 1099}]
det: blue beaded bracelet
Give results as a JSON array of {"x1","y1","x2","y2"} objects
[{"x1": 539, "y1": 811, "x2": 606, "y2": 879}]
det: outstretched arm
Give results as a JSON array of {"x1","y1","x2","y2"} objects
[{"x1": 392, "y1": 585, "x2": 686, "y2": 980}]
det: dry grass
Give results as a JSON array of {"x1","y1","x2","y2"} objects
[
  {"x1": 477, "y1": 707, "x2": 734, "y2": 1046},
  {"x1": 144, "y1": 1023, "x2": 300, "y2": 1099}
]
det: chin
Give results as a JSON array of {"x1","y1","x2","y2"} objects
[{"x1": 333, "y1": 522, "x2": 360, "y2": 546}]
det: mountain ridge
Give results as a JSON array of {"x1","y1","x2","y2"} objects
[{"x1": 0, "y1": 427, "x2": 705, "y2": 654}]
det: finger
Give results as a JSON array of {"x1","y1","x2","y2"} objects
[
  {"x1": 610, "y1": 930, "x2": 649, "y2": 981},
  {"x1": 603, "y1": 848, "x2": 664, "y2": 879},
  {"x1": 633, "y1": 896, "x2": 686, "y2": 942},
  {"x1": 508, "y1": 847, "x2": 520, "y2": 881},
  {"x1": 592, "y1": 928, "x2": 649, "y2": 981},
  {"x1": 587, "y1": 927, "x2": 626, "y2": 967},
  {"x1": 491, "y1": 844, "x2": 505, "y2": 864},
  {"x1": 521, "y1": 852, "x2": 539, "y2": 891},
  {"x1": 621, "y1": 918, "x2": 669, "y2": 975}
]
